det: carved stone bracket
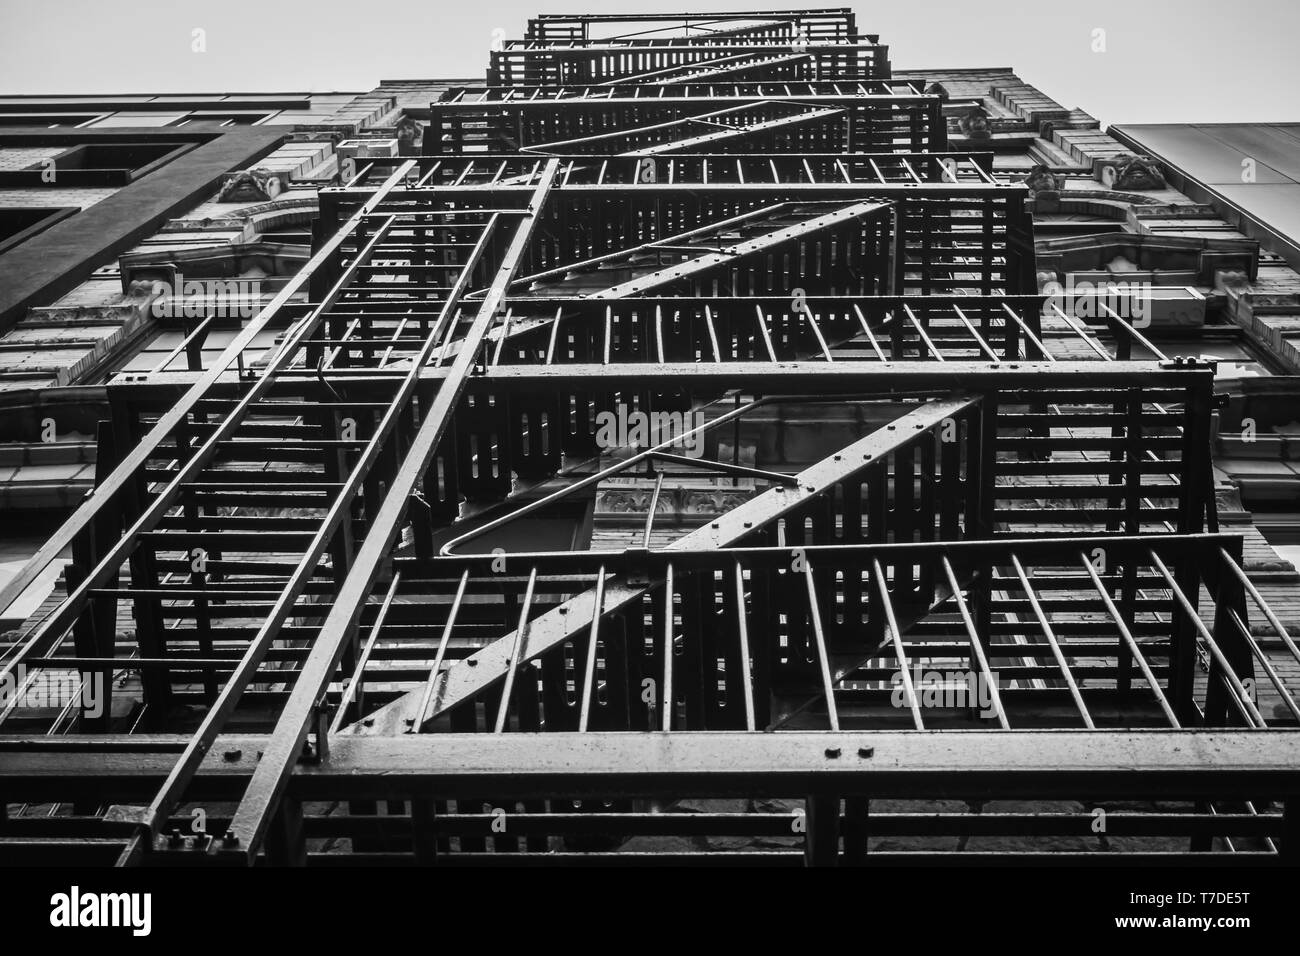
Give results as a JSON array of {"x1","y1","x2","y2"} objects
[
  {"x1": 395, "y1": 116, "x2": 424, "y2": 156},
  {"x1": 217, "y1": 168, "x2": 284, "y2": 203},
  {"x1": 1095, "y1": 155, "x2": 1167, "y2": 191},
  {"x1": 957, "y1": 106, "x2": 992, "y2": 141},
  {"x1": 1022, "y1": 163, "x2": 1063, "y2": 196}
]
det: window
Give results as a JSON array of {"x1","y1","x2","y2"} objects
[
  {"x1": 1133, "y1": 337, "x2": 1276, "y2": 379},
  {"x1": 87, "y1": 111, "x2": 187, "y2": 128},
  {"x1": 0, "y1": 140, "x2": 197, "y2": 187},
  {"x1": 0, "y1": 113, "x2": 100, "y2": 128},
  {"x1": 0, "y1": 206, "x2": 78, "y2": 254},
  {"x1": 171, "y1": 111, "x2": 275, "y2": 127}
]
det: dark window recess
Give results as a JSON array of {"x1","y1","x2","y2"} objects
[
  {"x1": 1033, "y1": 219, "x2": 1128, "y2": 238},
  {"x1": 0, "y1": 207, "x2": 78, "y2": 254},
  {"x1": 172, "y1": 111, "x2": 272, "y2": 126},
  {"x1": 0, "y1": 114, "x2": 99, "y2": 127},
  {"x1": 0, "y1": 140, "x2": 196, "y2": 187},
  {"x1": 257, "y1": 228, "x2": 314, "y2": 244}
]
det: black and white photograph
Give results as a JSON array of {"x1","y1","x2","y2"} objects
[{"x1": 0, "y1": 0, "x2": 1296, "y2": 934}]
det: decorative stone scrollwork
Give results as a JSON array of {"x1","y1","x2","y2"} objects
[
  {"x1": 598, "y1": 490, "x2": 651, "y2": 514},
  {"x1": 217, "y1": 168, "x2": 282, "y2": 203},
  {"x1": 595, "y1": 484, "x2": 761, "y2": 523},
  {"x1": 1110, "y1": 155, "x2": 1166, "y2": 191},
  {"x1": 1215, "y1": 269, "x2": 1251, "y2": 292}
]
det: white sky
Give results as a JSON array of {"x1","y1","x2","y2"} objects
[{"x1": 1, "y1": 0, "x2": 1297, "y2": 127}]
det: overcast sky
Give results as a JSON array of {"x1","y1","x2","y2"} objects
[{"x1": 1, "y1": 0, "x2": 1297, "y2": 127}]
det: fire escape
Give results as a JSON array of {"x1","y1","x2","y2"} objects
[{"x1": 1, "y1": 9, "x2": 1298, "y2": 866}]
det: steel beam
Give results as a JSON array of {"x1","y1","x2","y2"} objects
[
  {"x1": 4, "y1": 732, "x2": 1300, "y2": 804},
  {"x1": 117, "y1": 360, "x2": 1214, "y2": 395}
]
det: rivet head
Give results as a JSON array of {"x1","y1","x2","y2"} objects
[
  {"x1": 858, "y1": 746, "x2": 874, "y2": 759},
  {"x1": 825, "y1": 747, "x2": 842, "y2": 759}
]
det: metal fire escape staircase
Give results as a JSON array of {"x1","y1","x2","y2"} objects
[{"x1": 1, "y1": 9, "x2": 1297, "y2": 868}]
